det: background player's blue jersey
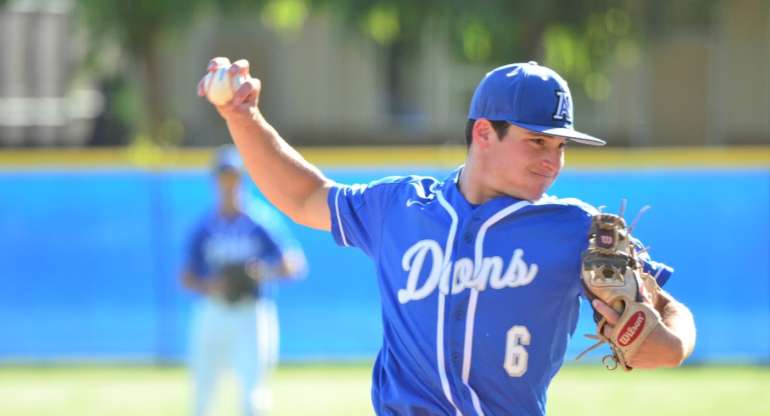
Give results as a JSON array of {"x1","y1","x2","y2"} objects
[
  {"x1": 187, "y1": 209, "x2": 284, "y2": 296},
  {"x1": 327, "y1": 167, "x2": 672, "y2": 416}
]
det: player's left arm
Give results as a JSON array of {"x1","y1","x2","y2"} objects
[
  {"x1": 593, "y1": 290, "x2": 696, "y2": 368},
  {"x1": 254, "y1": 226, "x2": 308, "y2": 280},
  {"x1": 274, "y1": 248, "x2": 307, "y2": 279}
]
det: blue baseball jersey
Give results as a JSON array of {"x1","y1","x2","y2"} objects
[
  {"x1": 328, "y1": 167, "x2": 672, "y2": 416},
  {"x1": 186, "y1": 209, "x2": 284, "y2": 295}
]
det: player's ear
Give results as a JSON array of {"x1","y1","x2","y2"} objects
[{"x1": 472, "y1": 118, "x2": 495, "y2": 149}]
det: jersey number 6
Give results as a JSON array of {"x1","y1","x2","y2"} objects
[{"x1": 504, "y1": 325, "x2": 531, "y2": 377}]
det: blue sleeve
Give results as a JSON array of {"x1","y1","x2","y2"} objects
[
  {"x1": 327, "y1": 177, "x2": 405, "y2": 257},
  {"x1": 620, "y1": 233, "x2": 672, "y2": 287},
  {"x1": 187, "y1": 225, "x2": 208, "y2": 277},
  {"x1": 636, "y1": 246, "x2": 674, "y2": 287}
]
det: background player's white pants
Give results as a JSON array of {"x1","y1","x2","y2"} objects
[{"x1": 189, "y1": 297, "x2": 279, "y2": 416}]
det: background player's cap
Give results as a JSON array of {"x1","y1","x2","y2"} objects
[
  {"x1": 467, "y1": 61, "x2": 606, "y2": 146},
  {"x1": 212, "y1": 145, "x2": 243, "y2": 173}
]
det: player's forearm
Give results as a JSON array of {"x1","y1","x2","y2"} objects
[
  {"x1": 276, "y1": 249, "x2": 307, "y2": 279},
  {"x1": 181, "y1": 271, "x2": 218, "y2": 295},
  {"x1": 224, "y1": 109, "x2": 332, "y2": 230},
  {"x1": 657, "y1": 292, "x2": 697, "y2": 365}
]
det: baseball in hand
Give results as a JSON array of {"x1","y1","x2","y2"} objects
[{"x1": 203, "y1": 65, "x2": 247, "y2": 106}]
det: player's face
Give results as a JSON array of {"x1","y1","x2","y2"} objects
[
  {"x1": 488, "y1": 123, "x2": 565, "y2": 201},
  {"x1": 216, "y1": 169, "x2": 242, "y2": 197}
]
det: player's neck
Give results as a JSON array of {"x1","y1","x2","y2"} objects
[
  {"x1": 460, "y1": 158, "x2": 536, "y2": 204},
  {"x1": 458, "y1": 160, "x2": 502, "y2": 205},
  {"x1": 219, "y1": 199, "x2": 240, "y2": 218}
]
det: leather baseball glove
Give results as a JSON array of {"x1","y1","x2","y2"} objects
[
  {"x1": 219, "y1": 262, "x2": 262, "y2": 303},
  {"x1": 577, "y1": 212, "x2": 663, "y2": 371}
]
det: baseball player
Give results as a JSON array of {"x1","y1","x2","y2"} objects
[
  {"x1": 181, "y1": 145, "x2": 306, "y2": 416},
  {"x1": 198, "y1": 59, "x2": 696, "y2": 415}
]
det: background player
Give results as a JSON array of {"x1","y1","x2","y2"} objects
[
  {"x1": 181, "y1": 145, "x2": 306, "y2": 416},
  {"x1": 198, "y1": 58, "x2": 696, "y2": 415}
]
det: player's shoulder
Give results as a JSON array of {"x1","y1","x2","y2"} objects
[
  {"x1": 524, "y1": 195, "x2": 598, "y2": 236},
  {"x1": 236, "y1": 209, "x2": 272, "y2": 233},
  {"x1": 195, "y1": 210, "x2": 219, "y2": 229},
  {"x1": 532, "y1": 194, "x2": 599, "y2": 217},
  {"x1": 189, "y1": 210, "x2": 219, "y2": 240},
  {"x1": 360, "y1": 174, "x2": 440, "y2": 191},
  {"x1": 194, "y1": 209, "x2": 262, "y2": 232},
  {"x1": 342, "y1": 174, "x2": 442, "y2": 203}
]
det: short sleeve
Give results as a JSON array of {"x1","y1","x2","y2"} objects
[
  {"x1": 327, "y1": 177, "x2": 404, "y2": 257},
  {"x1": 630, "y1": 236, "x2": 674, "y2": 287},
  {"x1": 637, "y1": 248, "x2": 674, "y2": 287}
]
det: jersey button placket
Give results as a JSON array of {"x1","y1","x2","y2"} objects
[
  {"x1": 451, "y1": 291, "x2": 468, "y2": 321},
  {"x1": 464, "y1": 215, "x2": 481, "y2": 244},
  {"x1": 453, "y1": 304, "x2": 466, "y2": 321},
  {"x1": 446, "y1": 216, "x2": 478, "y2": 410}
]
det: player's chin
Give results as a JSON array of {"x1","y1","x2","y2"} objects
[
  {"x1": 526, "y1": 180, "x2": 552, "y2": 200},
  {"x1": 519, "y1": 187, "x2": 547, "y2": 202}
]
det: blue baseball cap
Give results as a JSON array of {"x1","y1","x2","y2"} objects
[
  {"x1": 212, "y1": 145, "x2": 243, "y2": 173},
  {"x1": 468, "y1": 61, "x2": 606, "y2": 146}
]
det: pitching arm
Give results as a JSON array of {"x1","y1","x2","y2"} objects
[{"x1": 198, "y1": 57, "x2": 333, "y2": 231}]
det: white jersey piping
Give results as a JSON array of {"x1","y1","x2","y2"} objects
[
  {"x1": 436, "y1": 190, "x2": 463, "y2": 416},
  {"x1": 334, "y1": 186, "x2": 349, "y2": 246}
]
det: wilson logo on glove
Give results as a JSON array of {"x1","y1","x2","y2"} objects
[{"x1": 618, "y1": 311, "x2": 646, "y2": 347}]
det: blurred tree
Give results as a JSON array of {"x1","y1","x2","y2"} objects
[
  {"x1": 78, "y1": 0, "x2": 203, "y2": 145},
  {"x1": 74, "y1": 0, "x2": 717, "y2": 144},
  {"x1": 75, "y1": 0, "x2": 278, "y2": 145},
  {"x1": 310, "y1": 0, "x2": 718, "y2": 100}
]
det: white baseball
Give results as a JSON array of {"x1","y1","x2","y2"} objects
[{"x1": 203, "y1": 65, "x2": 247, "y2": 106}]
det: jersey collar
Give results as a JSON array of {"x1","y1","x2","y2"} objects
[{"x1": 441, "y1": 166, "x2": 529, "y2": 218}]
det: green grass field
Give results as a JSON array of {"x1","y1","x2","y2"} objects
[{"x1": 0, "y1": 363, "x2": 768, "y2": 415}]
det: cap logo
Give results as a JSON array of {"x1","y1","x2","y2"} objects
[{"x1": 553, "y1": 90, "x2": 572, "y2": 123}]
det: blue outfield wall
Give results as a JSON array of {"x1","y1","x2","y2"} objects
[{"x1": 0, "y1": 167, "x2": 768, "y2": 364}]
